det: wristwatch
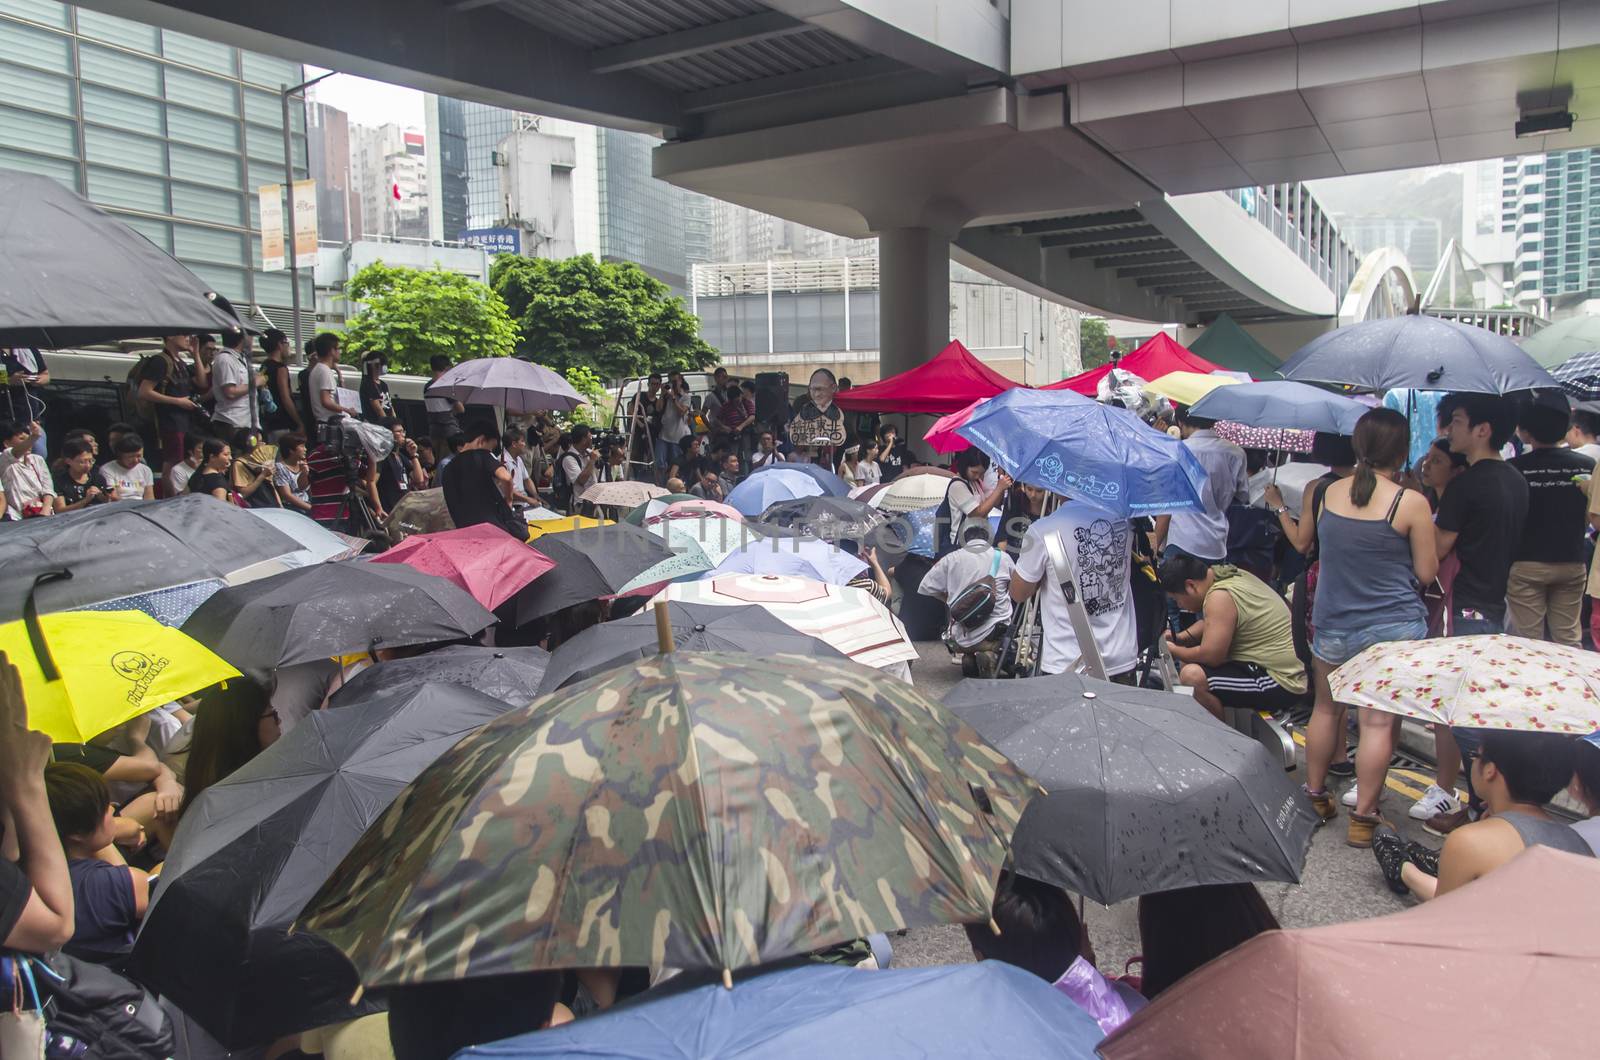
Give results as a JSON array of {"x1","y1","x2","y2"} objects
[{"x1": 1270, "y1": 505, "x2": 1288, "y2": 515}]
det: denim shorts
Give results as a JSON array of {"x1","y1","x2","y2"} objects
[{"x1": 1311, "y1": 617, "x2": 1428, "y2": 667}]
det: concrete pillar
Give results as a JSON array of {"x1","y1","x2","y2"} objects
[{"x1": 878, "y1": 227, "x2": 951, "y2": 378}]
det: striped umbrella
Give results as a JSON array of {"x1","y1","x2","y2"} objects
[{"x1": 651, "y1": 574, "x2": 916, "y2": 671}]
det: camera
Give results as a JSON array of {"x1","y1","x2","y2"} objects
[{"x1": 594, "y1": 430, "x2": 627, "y2": 453}]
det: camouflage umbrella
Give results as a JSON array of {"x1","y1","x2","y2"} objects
[{"x1": 296, "y1": 651, "x2": 1040, "y2": 989}]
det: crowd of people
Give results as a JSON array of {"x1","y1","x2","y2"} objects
[{"x1": 5, "y1": 334, "x2": 1600, "y2": 1059}]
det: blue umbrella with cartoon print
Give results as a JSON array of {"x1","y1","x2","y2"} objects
[{"x1": 955, "y1": 388, "x2": 1207, "y2": 516}]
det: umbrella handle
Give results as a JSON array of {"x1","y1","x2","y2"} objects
[
  {"x1": 23, "y1": 570, "x2": 71, "y2": 682},
  {"x1": 653, "y1": 600, "x2": 675, "y2": 653}
]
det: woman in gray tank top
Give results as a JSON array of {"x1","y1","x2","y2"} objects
[
  {"x1": 1302, "y1": 409, "x2": 1439, "y2": 848},
  {"x1": 1374, "y1": 730, "x2": 1591, "y2": 900}
]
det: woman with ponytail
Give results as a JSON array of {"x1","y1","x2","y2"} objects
[{"x1": 1303, "y1": 408, "x2": 1438, "y2": 848}]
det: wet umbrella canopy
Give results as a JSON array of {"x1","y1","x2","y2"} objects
[
  {"x1": 512, "y1": 522, "x2": 674, "y2": 624},
  {"x1": 945, "y1": 673, "x2": 1318, "y2": 906},
  {"x1": 463, "y1": 961, "x2": 1102, "y2": 1059},
  {"x1": 0, "y1": 169, "x2": 243, "y2": 346},
  {"x1": 181, "y1": 562, "x2": 495, "y2": 681},
  {"x1": 0, "y1": 496, "x2": 299, "y2": 621},
  {"x1": 297, "y1": 652, "x2": 1040, "y2": 989},
  {"x1": 129, "y1": 682, "x2": 518, "y2": 1048},
  {"x1": 757, "y1": 495, "x2": 889, "y2": 543},
  {"x1": 327, "y1": 645, "x2": 551, "y2": 708},
  {"x1": 536, "y1": 602, "x2": 845, "y2": 692},
  {"x1": 744, "y1": 460, "x2": 852, "y2": 497},
  {"x1": 1279, "y1": 314, "x2": 1557, "y2": 394}
]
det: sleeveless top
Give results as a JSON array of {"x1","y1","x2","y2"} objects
[
  {"x1": 1204, "y1": 565, "x2": 1307, "y2": 694},
  {"x1": 1497, "y1": 810, "x2": 1595, "y2": 857},
  {"x1": 1313, "y1": 486, "x2": 1426, "y2": 631}
]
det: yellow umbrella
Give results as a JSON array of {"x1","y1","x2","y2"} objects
[
  {"x1": 0, "y1": 610, "x2": 240, "y2": 743},
  {"x1": 1143, "y1": 371, "x2": 1239, "y2": 407},
  {"x1": 525, "y1": 515, "x2": 612, "y2": 542}
]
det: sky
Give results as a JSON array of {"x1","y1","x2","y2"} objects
[{"x1": 304, "y1": 67, "x2": 424, "y2": 128}]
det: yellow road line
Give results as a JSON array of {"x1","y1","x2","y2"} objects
[{"x1": 1288, "y1": 728, "x2": 1429, "y2": 801}]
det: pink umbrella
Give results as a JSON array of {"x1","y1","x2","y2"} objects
[
  {"x1": 924, "y1": 398, "x2": 984, "y2": 454},
  {"x1": 369, "y1": 524, "x2": 554, "y2": 611},
  {"x1": 657, "y1": 498, "x2": 743, "y2": 523}
]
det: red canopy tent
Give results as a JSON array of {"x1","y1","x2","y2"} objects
[
  {"x1": 1045, "y1": 332, "x2": 1224, "y2": 394},
  {"x1": 833, "y1": 340, "x2": 1021, "y2": 415}
]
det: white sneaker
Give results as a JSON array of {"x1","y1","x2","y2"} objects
[
  {"x1": 1341, "y1": 784, "x2": 1358, "y2": 808},
  {"x1": 1409, "y1": 783, "x2": 1462, "y2": 821}
]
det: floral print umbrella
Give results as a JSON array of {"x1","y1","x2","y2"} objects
[{"x1": 1329, "y1": 635, "x2": 1600, "y2": 734}]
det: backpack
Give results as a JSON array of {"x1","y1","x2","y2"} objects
[
  {"x1": 124, "y1": 353, "x2": 169, "y2": 426},
  {"x1": 550, "y1": 449, "x2": 574, "y2": 513},
  {"x1": 6, "y1": 951, "x2": 175, "y2": 1060},
  {"x1": 947, "y1": 549, "x2": 1004, "y2": 631},
  {"x1": 296, "y1": 363, "x2": 315, "y2": 435}
]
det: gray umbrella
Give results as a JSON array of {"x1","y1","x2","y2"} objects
[
  {"x1": 425, "y1": 356, "x2": 583, "y2": 413},
  {"x1": 327, "y1": 644, "x2": 550, "y2": 708},
  {"x1": 0, "y1": 170, "x2": 243, "y2": 346},
  {"x1": 1280, "y1": 314, "x2": 1557, "y2": 395},
  {"x1": 0, "y1": 496, "x2": 299, "y2": 621},
  {"x1": 181, "y1": 561, "x2": 495, "y2": 681},
  {"x1": 1189, "y1": 380, "x2": 1367, "y2": 435},
  {"x1": 944, "y1": 673, "x2": 1317, "y2": 906}
]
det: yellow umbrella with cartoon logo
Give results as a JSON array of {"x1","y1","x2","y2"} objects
[{"x1": 0, "y1": 609, "x2": 239, "y2": 742}]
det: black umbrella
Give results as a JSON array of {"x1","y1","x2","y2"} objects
[
  {"x1": 129, "y1": 682, "x2": 514, "y2": 1048},
  {"x1": 0, "y1": 496, "x2": 299, "y2": 621},
  {"x1": 181, "y1": 561, "x2": 495, "y2": 681},
  {"x1": 944, "y1": 673, "x2": 1317, "y2": 906},
  {"x1": 758, "y1": 495, "x2": 889, "y2": 542},
  {"x1": 514, "y1": 523, "x2": 674, "y2": 625},
  {"x1": 1279, "y1": 314, "x2": 1556, "y2": 395},
  {"x1": 0, "y1": 170, "x2": 243, "y2": 346},
  {"x1": 537, "y1": 602, "x2": 847, "y2": 692},
  {"x1": 327, "y1": 644, "x2": 550, "y2": 708}
]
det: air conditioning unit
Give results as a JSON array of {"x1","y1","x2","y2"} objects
[{"x1": 492, "y1": 150, "x2": 508, "y2": 166}]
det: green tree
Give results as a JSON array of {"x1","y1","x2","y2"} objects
[
  {"x1": 1078, "y1": 316, "x2": 1116, "y2": 371},
  {"x1": 562, "y1": 365, "x2": 608, "y2": 429},
  {"x1": 491, "y1": 254, "x2": 718, "y2": 382},
  {"x1": 341, "y1": 261, "x2": 518, "y2": 374}
]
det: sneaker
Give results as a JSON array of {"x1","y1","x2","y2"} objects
[
  {"x1": 1346, "y1": 812, "x2": 1382, "y2": 849},
  {"x1": 1408, "y1": 783, "x2": 1461, "y2": 821},
  {"x1": 1404, "y1": 839, "x2": 1441, "y2": 878},
  {"x1": 1303, "y1": 787, "x2": 1337, "y2": 823},
  {"x1": 1327, "y1": 759, "x2": 1355, "y2": 779},
  {"x1": 1341, "y1": 784, "x2": 1359, "y2": 808},
  {"x1": 1370, "y1": 824, "x2": 1410, "y2": 895},
  {"x1": 1424, "y1": 807, "x2": 1470, "y2": 838}
]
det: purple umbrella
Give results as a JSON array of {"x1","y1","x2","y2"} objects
[{"x1": 425, "y1": 357, "x2": 583, "y2": 413}]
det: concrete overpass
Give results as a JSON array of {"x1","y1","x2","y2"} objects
[{"x1": 79, "y1": 0, "x2": 1600, "y2": 369}]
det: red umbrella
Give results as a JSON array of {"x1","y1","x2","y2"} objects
[{"x1": 369, "y1": 524, "x2": 553, "y2": 611}]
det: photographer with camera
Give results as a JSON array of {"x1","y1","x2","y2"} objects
[
  {"x1": 554, "y1": 425, "x2": 600, "y2": 514},
  {"x1": 368, "y1": 418, "x2": 427, "y2": 523},
  {"x1": 659, "y1": 373, "x2": 692, "y2": 483}
]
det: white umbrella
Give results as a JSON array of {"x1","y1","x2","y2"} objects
[{"x1": 425, "y1": 357, "x2": 583, "y2": 413}]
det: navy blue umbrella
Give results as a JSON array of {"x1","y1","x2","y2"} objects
[
  {"x1": 959, "y1": 388, "x2": 1207, "y2": 517},
  {"x1": 460, "y1": 961, "x2": 1102, "y2": 1059},
  {"x1": 1190, "y1": 380, "x2": 1368, "y2": 435},
  {"x1": 746, "y1": 459, "x2": 851, "y2": 497},
  {"x1": 1279, "y1": 315, "x2": 1556, "y2": 394}
]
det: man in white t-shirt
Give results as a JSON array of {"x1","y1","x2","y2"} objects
[
  {"x1": 1156, "y1": 405, "x2": 1248, "y2": 561},
  {"x1": 308, "y1": 333, "x2": 357, "y2": 426},
  {"x1": 1010, "y1": 497, "x2": 1138, "y2": 679},
  {"x1": 920, "y1": 519, "x2": 1015, "y2": 672},
  {"x1": 208, "y1": 329, "x2": 260, "y2": 431}
]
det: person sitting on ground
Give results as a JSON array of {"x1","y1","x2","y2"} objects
[
  {"x1": 750, "y1": 429, "x2": 787, "y2": 470},
  {"x1": 1137, "y1": 883, "x2": 1280, "y2": 998},
  {"x1": 442, "y1": 419, "x2": 523, "y2": 538},
  {"x1": 43, "y1": 763, "x2": 153, "y2": 962},
  {"x1": 414, "y1": 438, "x2": 437, "y2": 487},
  {"x1": 1568, "y1": 737, "x2": 1600, "y2": 856},
  {"x1": 964, "y1": 870, "x2": 1142, "y2": 1034},
  {"x1": 178, "y1": 680, "x2": 279, "y2": 819},
  {"x1": 718, "y1": 451, "x2": 742, "y2": 493},
  {"x1": 1372, "y1": 731, "x2": 1591, "y2": 900},
  {"x1": 839, "y1": 539, "x2": 893, "y2": 605},
  {"x1": 228, "y1": 427, "x2": 279, "y2": 509},
  {"x1": 52, "y1": 438, "x2": 106, "y2": 513},
  {"x1": 388, "y1": 970, "x2": 572, "y2": 1060},
  {"x1": 665, "y1": 476, "x2": 685, "y2": 493},
  {"x1": 188, "y1": 437, "x2": 234, "y2": 502},
  {"x1": 0, "y1": 653, "x2": 76, "y2": 954},
  {"x1": 0, "y1": 419, "x2": 54, "y2": 517},
  {"x1": 51, "y1": 427, "x2": 97, "y2": 477},
  {"x1": 95, "y1": 430, "x2": 156, "y2": 502},
  {"x1": 1159, "y1": 553, "x2": 1307, "y2": 721},
  {"x1": 689, "y1": 466, "x2": 725, "y2": 502},
  {"x1": 164, "y1": 434, "x2": 205, "y2": 498},
  {"x1": 274, "y1": 432, "x2": 313, "y2": 512},
  {"x1": 920, "y1": 518, "x2": 1015, "y2": 676}
]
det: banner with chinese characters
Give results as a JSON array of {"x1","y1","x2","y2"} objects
[
  {"x1": 259, "y1": 184, "x2": 284, "y2": 271},
  {"x1": 292, "y1": 179, "x2": 318, "y2": 268}
]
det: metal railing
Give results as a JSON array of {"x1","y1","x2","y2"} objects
[{"x1": 1224, "y1": 184, "x2": 1361, "y2": 304}]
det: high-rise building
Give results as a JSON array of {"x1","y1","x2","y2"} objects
[
  {"x1": 1460, "y1": 153, "x2": 1589, "y2": 308},
  {"x1": 0, "y1": 0, "x2": 312, "y2": 329},
  {"x1": 423, "y1": 93, "x2": 467, "y2": 242},
  {"x1": 497, "y1": 123, "x2": 579, "y2": 259},
  {"x1": 1337, "y1": 216, "x2": 1443, "y2": 280},
  {"x1": 708, "y1": 198, "x2": 874, "y2": 263},
  {"x1": 463, "y1": 100, "x2": 516, "y2": 230},
  {"x1": 351, "y1": 123, "x2": 428, "y2": 240},
  {"x1": 1538, "y1": 149, "x2": 1600, "y2": 299},
  {"x1": 306, "y1": 101, "x2": 359, "y2": 243}
]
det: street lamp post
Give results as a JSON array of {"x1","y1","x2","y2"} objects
[{"x1": 280, "y1": 72, "x2": 335, "y2": 364}]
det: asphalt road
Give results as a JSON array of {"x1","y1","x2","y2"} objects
[{"x1": 894, "y1": 641, "x2": 1435, "y2": 971}]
